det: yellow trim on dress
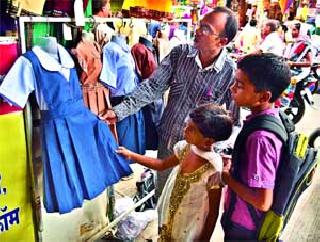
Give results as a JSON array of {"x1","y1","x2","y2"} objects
[{"x1": 159, "y1": 145, "x2": 212, "y2": 241}]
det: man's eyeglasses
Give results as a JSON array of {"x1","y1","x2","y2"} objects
[{"x1": 197, "y1": 24, "x2": 222, "y2": 38}]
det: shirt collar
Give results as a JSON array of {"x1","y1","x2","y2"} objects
[
  {"x1": 187, "y1": 47, "x2": 227, "y2": 72},
  {"x1": 245, "y1": 108, "x2": 279, "y2": 122},
  {"x1": 32, "y1": 44, "x2": 74, "y2": 71},
  {"x1": 111, "y1": 35, "x2": 130, "y2": 52}
]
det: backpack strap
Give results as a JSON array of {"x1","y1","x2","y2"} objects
[
  {"x1": 233, "y1": 114, "x2": 287, "y2": 177},
  {"x1": 224, "y1": 113, "x2": 287, "y2": 234}
]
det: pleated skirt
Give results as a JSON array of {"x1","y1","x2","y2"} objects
[{"x1": 41, "y1": 100, "x2": 132, "y2": 214}]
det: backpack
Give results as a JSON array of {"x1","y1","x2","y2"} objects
[{"x1": 223, "y1": 111, "x2": 320, "y2": 242}]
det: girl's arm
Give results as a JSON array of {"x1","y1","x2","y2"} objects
[
  {"x1": 222, "y1": 171, "x2": 273, "y2": 212},
  {"x1": 116, "y1": 146, "x2": 179, "y2": 171},
  {"x1": 199, "y1": 188, "x2": 222, "y2": 241}
]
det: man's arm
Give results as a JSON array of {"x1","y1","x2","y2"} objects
[{"x1": 105, "y1": 46, "x2": 182, "y2": 122}]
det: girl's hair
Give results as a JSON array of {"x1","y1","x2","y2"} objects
[
  {"x1": 189, "y1": 104, "x2": 233, "y2": 141},
  {"x1": 237, "y1": 53, "x2": 291, "y2": 102}
]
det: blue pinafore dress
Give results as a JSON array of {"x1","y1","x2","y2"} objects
[{"x1": 23, "y1": 51, "x2": 132, "y2": 214}]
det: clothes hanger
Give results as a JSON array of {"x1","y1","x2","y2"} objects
[
  {"x1": 116, "y1": 17, "x2": 124, "y2": 36},
  {"x1": 129, "y1": 17, "x2": 134, "y2": 28}
]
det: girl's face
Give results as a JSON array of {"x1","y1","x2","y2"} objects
[
  {"x1": 230, "y1": 69, "x2": 262, "y2": 108},
  {"x1": 291, "y1": 26, "x2": 300, "y2": 38},
  {"x1": 183, "y1": 119, "x2": 205, "y2": 145}
]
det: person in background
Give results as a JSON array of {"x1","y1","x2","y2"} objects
[
  {"x1": 284, "y1": 22, "x2": 313, "y2": 68},
  {"x1": 245, "y1": 4, "x2": 257, "y2": 24},
  {"x1": 234, "y1": 19, "x2": 261, "y2": 54},
  {"x1": 92, "y1": 0, "x2": 111, "y2": 18},
  {"x1": 221, "y1": 53, "x2": 291, "y2": 241},
  {"x1": 117, "y1": 104, "x2": 233, "y2": 241},
  {"x1": 100, "y1": 7, "x2": 239, "y2": 196},
  {"x1": 257, "y1": 20, "x2": 285, "y2": 56},
  {"x1": 296, "y1": 1, "x2": 309, "y2": 23}
]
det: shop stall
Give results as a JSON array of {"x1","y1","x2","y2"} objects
[{"x1": 0, "y1": 0, "x2": 195, "y2": 241}]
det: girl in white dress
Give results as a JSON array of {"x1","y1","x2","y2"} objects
[{"x1": 116, "y1": 103, "x2": 233, "y2": 241}]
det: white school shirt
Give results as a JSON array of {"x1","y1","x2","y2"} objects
[{"x1": 0, "y1": 45, "x2": 74, "y2": 110}]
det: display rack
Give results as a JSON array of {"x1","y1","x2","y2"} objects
[
  {"x1": 17, "y1": 15, "x2": 189, "y2": 241},
  {"x1": 18, "y1": 16, "x2": 193, "y2": 53}
]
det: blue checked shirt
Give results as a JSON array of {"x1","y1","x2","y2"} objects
[{"x1": 114, "y1": 44, "x2": 239, "y2": 157}]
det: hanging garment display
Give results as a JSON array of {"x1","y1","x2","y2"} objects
[
  {"x1": 0, "y1": 40, "x2": 22, "y2": 114},
  {"x1": 101, "y1": 35, "x2": 146, "y2": 156},
  {"x1": 0, "y1": 43, "x2": 133, "y2": 214},
  {"x1": 73, "y1": 39, "x2": 118, "y2": 140},
  {"x1": 0, "y1": 41, "x2": 20, "y2": 75},
  {"x1": 94, "y1": 23, "x2": 115, "y2": 49},
  {"x1": 131, "y1": 36, "x2": 163, "y2": 150},
  {"x1": 131, "y1": 36, "x2": 157, "y2": 80}
]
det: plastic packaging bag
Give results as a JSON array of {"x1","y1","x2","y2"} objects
[{"x1": 115, "y1": 197, "x2": 156, "y2": 240}]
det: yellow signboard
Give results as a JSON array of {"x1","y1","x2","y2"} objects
[{"x1": 0, "y1": 111, "x2": 35, "y2": 241}]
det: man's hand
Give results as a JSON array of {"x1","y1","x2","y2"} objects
[{"x1": 99, "y1": 109, "x2": 118, "y2": 124}]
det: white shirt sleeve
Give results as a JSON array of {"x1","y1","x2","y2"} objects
[
  {"x1": 0, "y1": 56, "x2": 35, "y2": 108},
  {"x1": 100, "y1": 45, "x2": 118, "y2": 88},
  {"x1": 260, "y1": 35, "x2": 273, "y2": 53},
  {"x1": 260, "y1": 33, "x2": 285, "y2": 56}
]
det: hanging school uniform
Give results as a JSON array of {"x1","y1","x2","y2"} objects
[
  {"x1": 73, "y1": 39, "x2": 118, "y2": 140},
  {"x1": 100, "y1": 35, "x2": 146, "y2": 156},
  {"x1": 0, "y1": 44, "x2": 132, "y2": 214},
  {"x1": 131, "y1": 36, "x2": 164, "y2": 150}
]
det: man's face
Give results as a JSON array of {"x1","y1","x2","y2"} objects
[
  {"x1": 194, "y1": 12, "x2": 228, "y2": 53},
  {"x1": 101, "y1": 1, "x2": 110, "y2": 17}
]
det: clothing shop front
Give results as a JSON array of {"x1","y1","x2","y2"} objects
[{"x1": 0, "y1": 0, "x2": 194, "y2": 241}]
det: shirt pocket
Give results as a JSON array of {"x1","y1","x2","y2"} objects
[
  {"x1": 199, "y1": 87, "x2": 224, "y2": 104},
  {"x1": 169, "y1": 77, "x2": 185, "y2": 97}
]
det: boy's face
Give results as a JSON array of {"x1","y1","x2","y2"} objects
[{"x1": 230, "y1": 69, "x2": 263, "y2": 108}]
